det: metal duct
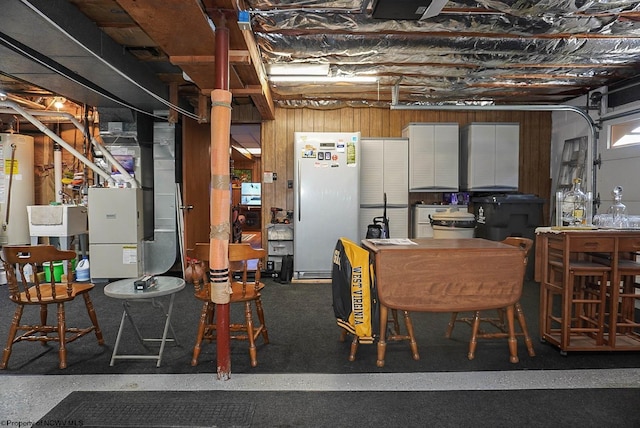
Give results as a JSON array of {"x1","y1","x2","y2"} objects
[
  {"x1": 143, "y1": 122, "x2": 178, "y2": 275},
  {"x1": 97, "y1": 108, "x2": 154, "y2": 240}
]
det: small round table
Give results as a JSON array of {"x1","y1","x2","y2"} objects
[{"x1": 104, "y1": 276, "x2": 186, "y2": 367}]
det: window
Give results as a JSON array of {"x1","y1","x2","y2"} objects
[{"x1": 609, "y1": 117, "x2": 640, "y2": 147}]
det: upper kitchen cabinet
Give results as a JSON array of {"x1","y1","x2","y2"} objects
[
  {"x1": 403, "y1": 123, "x2": 459, "y2": 192},
  {"x1": 360, "y1": 138, "x2": 409, "y2": 206},
  {"x1": 460, "y1": 123, "x2": 520, "y2": 192}
]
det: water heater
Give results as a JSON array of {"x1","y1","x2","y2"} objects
[{"x1": 0, "y1": 133, "x2": 35, "y2": 245}]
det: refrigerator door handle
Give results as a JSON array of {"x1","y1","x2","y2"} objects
[{"x1": 297, "y1": 160, "x2": 301, "y2": 221}]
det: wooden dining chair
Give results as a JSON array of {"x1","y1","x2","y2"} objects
[
  {"x1": 186, "y1": 243, "x2": 269, "y2": 367},
  {"x1": 445, "y1": 237, "x2": 536, "y2": 361},
  {"x1": 0, "y1": 245, "x2": 104, "y2": 369}
]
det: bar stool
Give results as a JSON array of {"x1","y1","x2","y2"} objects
[
  {"x1": 546, "y1": 258, "x2": 611, "y2": 350},
  {"x1": 613, "y1": 259, "x2": 640, "y2": 333},
  {"x1": 589, "y1": 242, "x2": 640, "y2": 340}
]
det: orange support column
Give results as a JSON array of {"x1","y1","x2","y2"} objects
[{"x1": 210, "y1": 25, "x2": 232, "y2": 380}]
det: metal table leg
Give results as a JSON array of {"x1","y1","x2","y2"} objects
[{"x1": 108, "y1": 294, "x2": 179, "y2": 367}]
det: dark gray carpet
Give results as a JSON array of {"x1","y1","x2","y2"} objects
[
  {"x1": 1, "y1": 278, "x2": 639, "y2": 374},
  {"x1": 40, "y1": 389, "x2": 640, "y2": 427}
]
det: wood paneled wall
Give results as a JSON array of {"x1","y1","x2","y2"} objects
[{"x1": 261, "y1": 107, "x2": 552, "y2": 232}]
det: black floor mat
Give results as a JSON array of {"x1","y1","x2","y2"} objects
[{"x1": 41, "y1": 389, "x2": 640, "y2": 427}]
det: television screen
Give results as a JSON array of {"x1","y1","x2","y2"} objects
[{"x1": 241, "y1": 182, "x2": 261, "y2": 206}]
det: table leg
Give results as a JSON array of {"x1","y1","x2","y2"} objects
[
  {"x1": 151, "y1": 297, "x2": 180, "y2": 347},
  {"x1": 123, "y1": 302, "x2": 146, "y2": 345},
  {"x1": 110, "y1": 310, "x2": 127, "y2": 366},
  {"x1": 402, "y1": 310, "x2": 420, "y2": 361},
  {"x1": 506, "y1": 305, "x2": 519, "y2": 363},
  {"x1": 561, "y1": 266, "x2": 572, "y2": 352},
  {"x1": 376, "y1": 304, "x2": 388, "y2": 368},
  {"x1": 608, "y1": 250, "x2": 620, "y2": 348},
  {"x1": 109, "y1": 295, "x2": 179, "y2": 367},
  {"x1": 155, "y1": 294, "x2": 176, "y2": 367}
]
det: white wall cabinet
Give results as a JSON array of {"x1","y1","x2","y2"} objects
[
  {"x1": 359, "y1": 138, "x2": 409, "y2": 240},
  {"x1": 402, "y1": 123, "x2": 459, "y2": 192},
  {"x1": 460, "y1": 123, "x2": 520, "y2": 191}
]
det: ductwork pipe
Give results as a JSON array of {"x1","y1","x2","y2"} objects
[
  {"x1": 0, "y1": 106, "x2": 138, "y2": 187},
  {"x1": 54, "y1": 145, "x2": 62, "y2": 202},
  {"x1": 0, "y1": 101, "x2": 114, "y2": 185}
]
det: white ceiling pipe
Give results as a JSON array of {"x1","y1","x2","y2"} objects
[
  {"x1": 0, "y1": 107, "x2": 137, "y2": 187},
  {"x1": 61, "y1": 112, "x2": 139, "y2": 188},
  {"x1": 54, "y1": 147, "x2": 62, "y2": 203},
  {"x1": 390, "y1": 103, "x2": 596, "y2": 133},
  {"x1": 6, "y1": 93, "x2": 47, "y2": 110},
  {"x1": 0, "y1": 109, "x2": 97, "y2": 123},
  {"x1": 0, "y1": 100, "x2": 115, "y2": 186}
]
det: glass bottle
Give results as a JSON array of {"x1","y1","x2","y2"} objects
[
  {"x1": 562, "y1": 178, "x2": 587, "y2": 226},
  {"x1": 607, "y1": 186, "x2": 628, "y2": 228},
  {"x1": 23, "y1": 263, "x2": 34, "y2": 282}
]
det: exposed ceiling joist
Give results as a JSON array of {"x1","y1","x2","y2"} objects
[{"x1": 2, "y1": 0, "x2": 640, "y2": 123}]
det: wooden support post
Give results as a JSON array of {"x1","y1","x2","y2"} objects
[{"x1": 210, "y1": 25, "x2": 232, "y2": 380}]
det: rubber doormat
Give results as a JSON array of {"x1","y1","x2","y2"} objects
[
  {"x1": 38, "y1": 389, "x2": 640, "y2": 427},
  {"x1": 40, "y1": 391, "x2": 255, "y2": 427}
]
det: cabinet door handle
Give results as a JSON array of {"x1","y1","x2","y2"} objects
[{"x1": 179, "y1": 205, "x2": 194, "y2": 210}]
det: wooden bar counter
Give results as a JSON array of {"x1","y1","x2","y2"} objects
[{"x1": 535, "y1": 227, "x2": 640, "y2": 353}]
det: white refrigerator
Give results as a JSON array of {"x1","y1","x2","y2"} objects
[{"x1": 294, "y1": 131, "x2": 361, "y2": 279}]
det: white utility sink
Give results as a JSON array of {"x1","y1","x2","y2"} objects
[{"x1": 27, "y1": 205, "x2": 88, "y2": 237}]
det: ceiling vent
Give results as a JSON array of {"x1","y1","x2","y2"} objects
[{"x1": 372, "y1": 0, "x2": 447, "y2": 20}]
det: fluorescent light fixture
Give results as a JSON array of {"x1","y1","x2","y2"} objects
[
  {"x1": 232, "y1": 145, "x2": 261, "y2": 156},
  {"x1": 267, "y1": 63, "x2": 377, "y2": 84},
  {"x1": 267, "y1": 63, "x2": 329, "y2": 76},
  {"x1": 269, "y1": 75, "x2": 378, "y2": 83}
]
